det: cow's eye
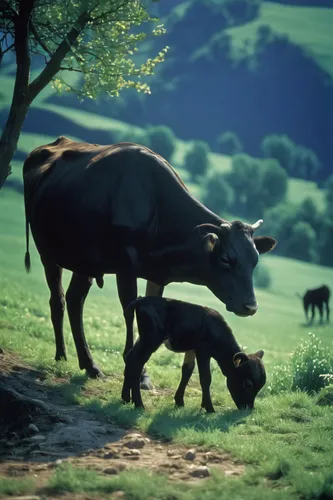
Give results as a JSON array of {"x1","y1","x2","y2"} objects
[
  {"x1": 219, "y1": 257, "x2": 231, "y2": 268},
  {"x1": 244, "y1": 380, "x2": 253, "y2": 390}
]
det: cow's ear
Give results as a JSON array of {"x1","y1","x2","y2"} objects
[
  {"x1": 254, "y1": 236, "x2": 277, "y2": 254},
  {"x1": 233, "y1": 352, "x2": 249, "y2": 368},
  {"x1": 194, "y1": 224, "x2": 221, "y2": 253},
  {"x1": 254, "y1": 350, "x2": 264, "y2": 359},
  {"x1": 202, "y1": 233, "x2": 219, "y2": 253}
]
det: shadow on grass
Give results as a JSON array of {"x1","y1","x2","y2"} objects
[{"x1": 299, "y1": 321, "x2": 329, "y2": 328}]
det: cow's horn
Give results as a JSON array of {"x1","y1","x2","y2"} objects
[
  {"x1": 252, "y1": 219, "x2": 263, "y2": 230},
  {"x1": 220, "y1": 221, "x2": 231, "y2": 228}
]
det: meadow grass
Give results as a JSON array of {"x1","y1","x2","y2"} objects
[
  {"x1": 226, "y1": 2, "x2": 333, "y2": 78},
  {"x1": 1, "y1": 188, "x2": 333, "y2": 498}
]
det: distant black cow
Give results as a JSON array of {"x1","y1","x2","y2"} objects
[
  {"x1": 121, "y1": 296, "x2": 266, "y2": 412},
  {"x1": 298, "y1": 285, "x2": 331, "y2": 324}
]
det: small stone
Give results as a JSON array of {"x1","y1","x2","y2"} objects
[
  {"x1": 28, "y1": 423, "x2": 39, "y2": 434},
  {"x1": 190, "y1": 466, "x2": 211, "y2": 478},
  {"x1": 55, "y1": 459, "x2": 63, "y2": 466},
  {"x1": 102, "y1": 467, "x2": 119, "y2": 475},
  {"x1": 170, "y1": 454, "x2": 182, "y2": 460},
  {"x1": 103, "y1": 452, "x2": 115, "y2": 459},
  {"x1": 123, "y1": 438, "x2": 146, "y2": 449},
  {"x1": 123, "y1": 449, "x2": 141, "y2": 457},
  {"x1": 184, "y1": 449, "x2": 196, "y2": 461}
]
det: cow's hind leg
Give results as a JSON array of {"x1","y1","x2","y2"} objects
[
  {"x1": 318, "y1": 302, "x2": 324, "y2": 324},
  {"x1": 174, "y1": 350, "x2": 196, "y2": 408},
  {"x1": 43, "y1": 262, "x2": 66, "y2": 361},
  {"x1": 325, "y1": 300, "x2": 330, "y2": 323},
  {"x1": 66, "y1": 273, "x2": 103, "y2": 378}
]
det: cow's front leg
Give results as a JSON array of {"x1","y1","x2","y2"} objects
[{"x1": 66, "y1": 273, "x2": 103, "y2": 378}]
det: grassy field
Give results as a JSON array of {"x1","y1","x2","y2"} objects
[
  {"x1": 1, "y1": 188, "x2": 333, "y2": 498},
  {"x1": 226, "y1": 2, "x2": 333, "y2": 77}
]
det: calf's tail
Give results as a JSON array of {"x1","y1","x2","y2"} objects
[{"x1": 124, "y1": 296, "x2": 144, "y2": 319}]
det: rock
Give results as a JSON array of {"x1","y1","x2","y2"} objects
[
  {"x1": 103, "y1": 462, "x2": 127, "y2": 475},
  {"x1": 124, "y1": 433, "x2": 142, "y2": 440},
  {"x1": 123, "y1": 438, "x2": 146, "y2": 449},
  {"x1": 190, "y1": 466, "x2": 211, "y2": 478},
  {"x1": 184, "y1": 449, "x2": 196, "y2": 461},
  {"x1": 103, "y1": 451, "x2": 115, "y2": 459},
  {"x1": 28, "y1": 423, "x2": 39, "y2": 434},
  {"x1": 102, "y1": 467, "x2": 119, "y2": 475},
  {"x1": 55, "y1": 459, "x2": 63, "y2": 466},
  {"x1": 8, "y1": 496, "x2": 40, "y2": 500},
  {"x1": 122, "y1": 449, "x2": 141, "y2": 458}
]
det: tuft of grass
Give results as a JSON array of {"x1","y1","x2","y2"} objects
[{"x1": 0, "y1": 476, "x2": 35, "y2": 496}]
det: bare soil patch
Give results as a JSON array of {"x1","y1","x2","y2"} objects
[{"x1": 0, "y1": 349, "x2": 244, "y2": 495}]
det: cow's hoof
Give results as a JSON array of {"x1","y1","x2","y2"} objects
[
  {"x1": 140, "y1": 374, "x2": 153, "y2": 391},
  {"x1": 174, "y1": 398, "x2": 184, "y2": 408},
  {"x1": 86, "y1": 364, "x2": 104, "y2": 379},
  {"x1": 55, "y1": 352, "x2": 67, "y2": 362},
  {"x1": 135, "y1": 402, "x2": 145, "y2": 410}
]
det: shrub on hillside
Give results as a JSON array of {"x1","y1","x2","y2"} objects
[
  {"x1": 285, "y1": 221, "x2": 316, "y2": 262},
  {"x1": 292, "y1": 145, "x2": 321, "y2": 180},
  {"x1": 261, "y1": 134, "x2": 295, "y2": 174},
  {"x1": 184, "y1": 140, "x2": 210, "y2": 180},
  {"x1": 113, "y1": 127, "x2": 150, "y2": 147},
  {"x1": 203, "y1": 173, "x2": 234, "y2": 215},
  {"x1": 254, "y1": 262, "x2": 271, "y2": 289},
  {"x1": 261, "y1": 158, "x2": 288, "y2": 208},
  {"x1": 146, "y1": 125, "x2": 176, "y2": 161},
  {"x1": 268, "y1": 333, "x2": 333, "y2": 395},
  {"x1": 217, "y1": 131, "x2": 243, "y2": 155}
]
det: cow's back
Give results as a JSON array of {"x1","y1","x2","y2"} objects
[{"x1": 23, "y1": 137, "x2": 195, "y2": 275}]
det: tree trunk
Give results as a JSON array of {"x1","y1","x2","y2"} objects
[{"x1": 0, "y1": 0, "x2": 34, "y2": 190}]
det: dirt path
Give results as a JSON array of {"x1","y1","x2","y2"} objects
[{"x1": 0, "y1": 349, "x2": 244, "y2": 496}]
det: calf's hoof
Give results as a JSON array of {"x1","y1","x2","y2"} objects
[
  {"x1": 85, "y1": 364, "x2": 104, "y2": 379},
  {"x1": 140, "y1": 373, "x2": 153, "y2": 391}
]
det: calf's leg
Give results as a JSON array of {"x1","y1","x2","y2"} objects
[
  {"x1": 174, "y1": 350, "x2": 196, "y2": 407},
  {"x1": 43, "y1": 262, "x2": 66, "y2": 361},
  {"x1": 196, "y1": 350, "x2": 214, "y2": 413},
  {"x1": 309, "y1": 303, "x2": 315, "y2": 325},
  {"x1": 122, "y1": 337, "x2": 162, "y2": 409},
  {"x1": 66, "y1": 273, "x2": 103, "y2": 378}
]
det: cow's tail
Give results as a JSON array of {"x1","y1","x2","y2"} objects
[
  {"x1": 124, "y1": 296, "x2": 144, "y2": 319},
  {"x1": 24, "y1": 183, "x2": 31, "y2": 273}
]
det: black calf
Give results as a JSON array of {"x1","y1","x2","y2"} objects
[{"x1": 121, "y1": 296, "x2": 266, "y2": 412}]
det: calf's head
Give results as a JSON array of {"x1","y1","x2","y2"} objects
[
  {"x1": 226, "y1": 350, "x2": 266, "y2": 410},
  {"x1": 193, "y1": 219, "x2": 276, "y2": 317}
]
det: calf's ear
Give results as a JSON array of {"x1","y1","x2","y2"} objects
[
  {"x1": 255, "y1": 350, "x2": 264, "y2": 359},
  {"x1": 233, "y1": 352, "x2": 249, "y2": 368},
  {"x1": 254, "y1": 236, "x2": 277, "y2": 254}
]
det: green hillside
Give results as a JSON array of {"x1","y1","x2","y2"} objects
[{"x1": 227, "y1": 2, "x2": 333, "y2": 77}]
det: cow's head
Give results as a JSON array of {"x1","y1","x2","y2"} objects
[
  {"x1": 226, "y1": 350, "x2": 266, "y2": 410},
  {"x1": 192, "y1": 219, "x2": 276, "y2": 317}
]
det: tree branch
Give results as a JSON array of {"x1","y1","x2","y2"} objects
[
  {"x1": 28, "y1": 10, "x2": 90, "y2": 101},
  {"x1": 29, "y1": 19, "x2": 52, "y2": 56}
]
